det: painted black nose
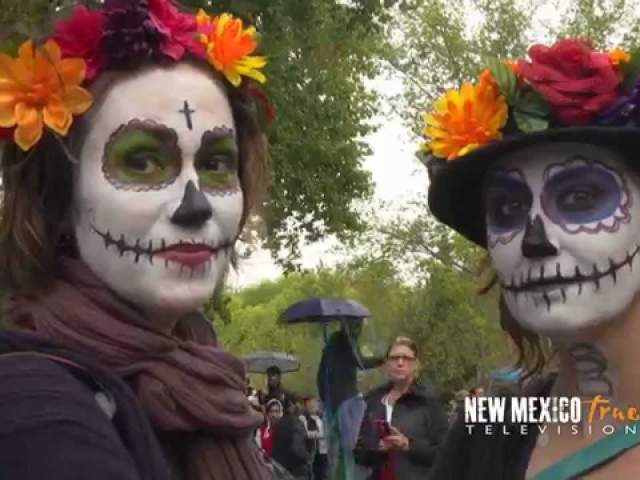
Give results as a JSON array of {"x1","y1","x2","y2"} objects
[
  {"x1": 521, "y1": 215, "x2": 558, "y2": 258},
  {"x1": 171, "y1": 181, "x2": 212, "y2": 227}
]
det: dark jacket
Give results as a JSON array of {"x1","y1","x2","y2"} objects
[
  {"x1": 317, "y1": 330, "x2": 383, "y2": 413},
  {"x1": 272, "y1": 414, "x2": 310, "y2": 477},
  {"x1": 354, "y1": 381, "x2": 448, "y2": 480},
  {"x1": 427, "y1": 377, "x2": 553, "y2": 480},
  {"x1": 0, "y1": 331, "x2": 171, "y2": 480}
]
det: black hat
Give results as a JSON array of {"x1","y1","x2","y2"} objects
[
  {"x1": 427, "y1": 126, "x2": 640, "y2": 247},
  {"x1": 423, "y1": 39, "x2": 640, "y2": 247}
]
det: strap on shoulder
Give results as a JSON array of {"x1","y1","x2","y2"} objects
[{"x1": 0, "y1": 351, "x2": 117, "y2": 419}]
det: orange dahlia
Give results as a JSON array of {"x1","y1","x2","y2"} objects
[
  {"x1": 0, "y1": 39, "x2": 93, "y2": 151},
  {"x1": 423, "y1": 70, "x2": 508, "y2": 160},
  {"x1": 195, "y1": 10, "x2": 266, "y2": 87}
]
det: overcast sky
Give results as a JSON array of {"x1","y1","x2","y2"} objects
[{"x1": 228, "y1": 75, "x2": 428, "y2": 288}]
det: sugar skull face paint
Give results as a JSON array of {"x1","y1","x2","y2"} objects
[
  {"x1": 73, "y1": 63, "x2": 243, "y2": 326},
  {"x1": 485, "y1": 142, "x2": 640, "y2": 336}
]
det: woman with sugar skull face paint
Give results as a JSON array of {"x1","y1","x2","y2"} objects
[
  {"x1": 423, "y1": 39, "x2": 640, "y2": 479},
  {"x1": 0, "y1": 2, "x2": 272, "y2": 480}
]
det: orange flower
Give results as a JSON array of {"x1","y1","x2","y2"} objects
[
  {"x1": 609, "y1": 47, "x2": 631, "y2": 65},
  {"x1": 422, "y1": 70, "x2": 508, "y2": 160},
  {"x1": 195, "y1": 10, "x2": 266, "y2": 87},
  {"x1": 0, "y1": 39, "x2": 93, "y2": 151},
  {"x1": 502, "y1": 59, "x2": 521, "y2": 77}
]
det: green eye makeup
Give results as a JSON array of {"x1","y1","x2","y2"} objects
[
  {"x1": 102, "y1": 122, "x2": 240, "y2": 193},
  {"x1": 196, "y1": 129, "x2": 240, "y2": 192},
  {"x1": 103, "y1": 120, "x2": 180, "y2": 191}
]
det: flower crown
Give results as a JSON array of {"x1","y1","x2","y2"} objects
[
  {"x1": 0, "y1": 0, "x2": 268, "y2": 152},
  {"x1": 421, "y1": 38, "x2": 640, "y2": 161}
]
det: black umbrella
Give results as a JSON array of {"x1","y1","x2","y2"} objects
[{"x1": 279, "y1": 297, "x2": 370, "y2": 325}]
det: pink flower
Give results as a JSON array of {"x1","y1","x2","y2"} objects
[
  {"x1": 148, "y1": 0, "x2": 205, "y2": 60},
  {"x1": 53, "y1": 5, "x2": 105, "y2": 81}
]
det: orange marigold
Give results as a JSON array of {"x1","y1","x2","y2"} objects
[
  {"x1": 422, "y1": 70, "x2": 508, "y2": 160},
  {"x1": 196, "y1": 10, "x2": 266, "y2": 87},
  {"x1": 609, "y1": 47, "x2": 631, "y2": 65},
  {"x1": 0, "y1": 39, "x2": 93, "y2": 151}
]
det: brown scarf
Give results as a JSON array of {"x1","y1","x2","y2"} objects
[{"x1": 6, "y1": 258, "x2": 269, "y2": 480}]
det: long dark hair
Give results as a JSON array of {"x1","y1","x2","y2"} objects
[{"x1": 478, "y1": 255, "x2": 550, "y2": 382}]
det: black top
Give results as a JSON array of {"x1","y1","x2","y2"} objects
[
  {"x1": 317, "y1": 329, "x2": 383, "y2": 412},
  {"x1": 354, "y1": 381, "x2": 448, "y2": 480},
  {"x1": 271, "y1": 414, "x2": 310, "y2": 477},
  {"x1": 428, "y1": 377, "x2": 554, "y2": 480},
  {"x1": 0, "y1": 331, "x2": 171, "y2": 480}
]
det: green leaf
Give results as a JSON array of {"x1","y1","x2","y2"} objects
[
  {"x1": 415, "y1": 149, "x2": 430, "y2": 167},
  {"x1": 513, "y1": 110, "x2": 548, "y2": 133},
  {"x1": 514, "y1": 89, "x2": 550, "y2": 117},
  {"x1": 482, "y1": 57, "x2": 517, "y2": 102},
  {"x1": 622, "y1": 47, "x2": 640, "y2": 92}
]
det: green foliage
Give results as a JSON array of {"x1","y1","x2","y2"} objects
[
  {"x1": 397, "y1": 0, "x2": 640, "y2": 137},
  {"x1": 396, "y1": 0, "x2": 533, "y2": 132},
  {"x1": 213, "y1": 260, "x2": 407, "y2": 395},
  {"x1": 484, "y1": 57, "x2": 517, "y2": 102},
  {"x1": 348, "y1": 198, "x2": 512, "y2": 394}
]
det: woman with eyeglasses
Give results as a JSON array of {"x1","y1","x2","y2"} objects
[{"x1": 354, "y1": 336, "x2": 448, "y2": 480}]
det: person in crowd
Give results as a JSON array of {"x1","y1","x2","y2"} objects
[
  {"x1": 469, "y1": 386, "x2": 485, "y2": 397},
  {"x1": 354, "y1": 336, "x2": 448, "y2": 479},
  {"x1": 261, "y1": 365, "x2": 294, "y2": 407},
  {"x1": 0, "y1": 1, "x2": 271, "y2": 479},
  {"x1": 272, "y1": 395, "x2": 311, "y2": 480},
  {"x1": 317, "y1": 318, "x2": 384, "y2": 479},
  {"x1": 447, "y1": 389, "x2": 468, "y2": 425},
  {"x1": 300, "y1": 396, "x2": 328, "y2": 480},
  {"x1": 423, "y1": 37, "x2": 640, "y2": 479},
  {"x1": 256, "y1": 399, "x2": 283, "y2": 459}
]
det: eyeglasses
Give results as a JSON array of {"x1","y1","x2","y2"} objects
[{"x1": 387, "y1": 355, "x2": 417, "y2": 363}]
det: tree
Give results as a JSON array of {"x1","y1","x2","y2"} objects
[
  {"x1": 346, "y1": 197, "x2": 512, "y2": 395},
  {"x1": 394, "y1": 0, "x2": 640, "y2": 136}
]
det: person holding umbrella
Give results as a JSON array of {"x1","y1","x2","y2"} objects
[
  {"x1": 262, "y1": 366, "x2": 294, "y2": 408},
  {"x1": 317, "y1": 319, "x2": 384, "y2": 480},
  {"x1": 243, "y1": 351, "x2": 299, "y2": 409},
  {"x1": 280, "y1": 297, "x2": 384, "y2": 480}
]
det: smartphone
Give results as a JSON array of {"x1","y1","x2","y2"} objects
[{"x1": 375, "y1": 417, "x2": 391, "y2": 437}]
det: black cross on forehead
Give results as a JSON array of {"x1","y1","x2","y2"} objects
[{"x1": 179, "y1": 100, "x2": 196, "y2": 130}]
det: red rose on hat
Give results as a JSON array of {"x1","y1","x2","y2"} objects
[{"x1": 518, "y1": 39, "x2": 620, "y2": 125}]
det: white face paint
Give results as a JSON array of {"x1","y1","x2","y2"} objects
[
  {"x1": 486, "y1": 142, "x2": 640, "y2": 337},
  {"x1": 73, "y1": 63, "x2": 243, "y2": 326}
]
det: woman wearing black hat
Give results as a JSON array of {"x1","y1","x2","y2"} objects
[{"x1": 423, "y1": 39, "x2": 640, "y2": 480}]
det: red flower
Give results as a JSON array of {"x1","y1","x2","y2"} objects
[
  {"x1": 518, "y1": 39, "x2": 620, "y2": 125},
  {"x1": 148, "y1": 0, "x2": 205, "y2": 60},
  {"x1": 53, "y1": 5, "x2": 106, "y2": 81}
]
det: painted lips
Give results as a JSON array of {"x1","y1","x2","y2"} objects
[{"x1": 156, "y1": 243, "x2": 217, "y2": 267}]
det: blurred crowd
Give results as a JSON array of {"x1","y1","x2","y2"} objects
[{"x1": 247, "y1": 366, "x2": 328, "y2": 480}]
